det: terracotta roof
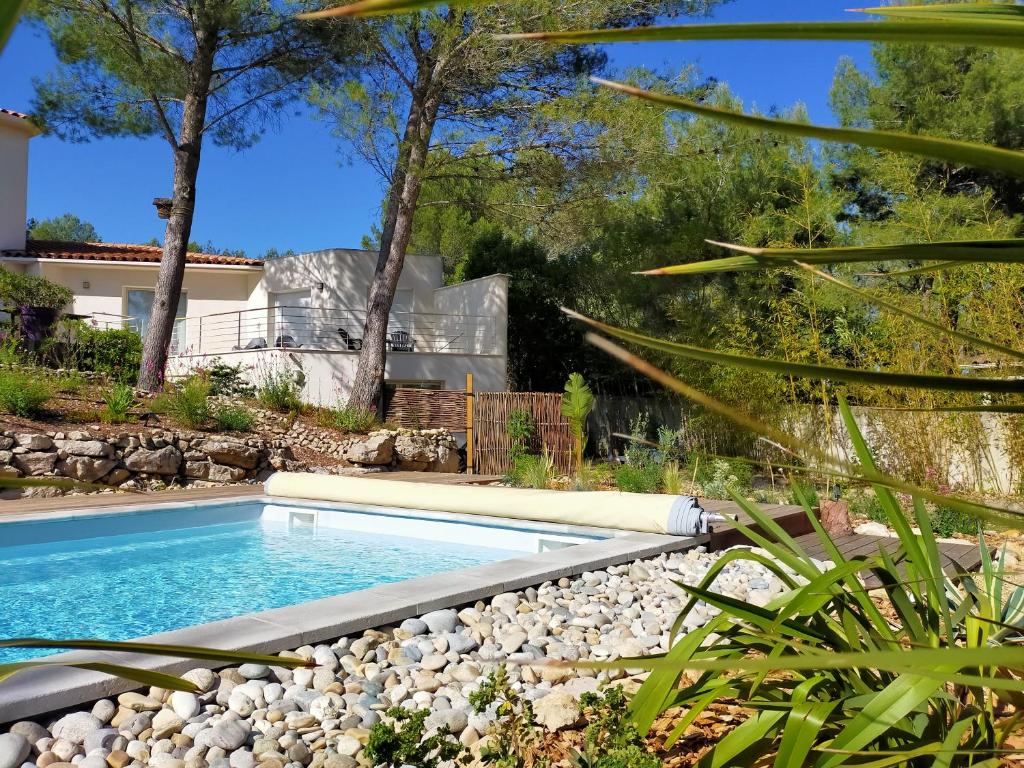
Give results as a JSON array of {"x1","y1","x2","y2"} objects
[
  {"x1": 1, "y1": 240, "x2": 263, "y2": 267},
  {"x1": 0, "y1": 108, "x2": 30, "y2": 120}
]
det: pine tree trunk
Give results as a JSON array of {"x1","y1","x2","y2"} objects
[
  {"x1": 137, "y1": 36, "x2": 215, "y2": 391},
  {"x1": 347, "y1": 65, "x2": 441, "y2": 412}
]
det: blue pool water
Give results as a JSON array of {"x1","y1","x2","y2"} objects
[{"x1": 0, "y1": 515, "x2": 518, "y2": 662}]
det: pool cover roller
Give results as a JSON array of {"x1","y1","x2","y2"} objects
[{"x1": 263, "y1": 473, "x2": 731, "y2": 536}]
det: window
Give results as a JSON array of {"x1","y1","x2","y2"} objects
[{"x1": 126, "y1": 289, "x2": 187, "y2": 352}]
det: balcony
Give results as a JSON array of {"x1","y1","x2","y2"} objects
[{"x1": 163, "y1": 306, "x2": 502, "y2": 357}]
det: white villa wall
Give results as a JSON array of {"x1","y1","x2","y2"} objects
[
  {"x1": 258, "y1": 250, "x2": 444, "y2": 313},
  {"x1": 0, "y1": 114, "x2": 36, "y2": 252},
  {"x1": 169, "y1": 347, "x2": 507, "y2": 406},
  {"x1": 433, "y1": 274, "x2": 509, "y2": 358},
  {"x1": 34, "y1": 261, "x2": 259, "y2": 322}
]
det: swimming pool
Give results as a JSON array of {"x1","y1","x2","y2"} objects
[{"x1": 0, "y1": 498, "x2": 605, "y2": 662}]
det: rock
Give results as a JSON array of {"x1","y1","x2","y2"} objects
[
  {"x1": 204, "y1": 721, "x2": 248, "y2": 752},
  {"x1": 0, "y1": 733, "x2": 30, "y2": 768},
  {"x1": 394, "y1": 435, "x2": 432, "y2": 470},
  {"x1": 117, "y1": 693, "x2": 162, "y2": 712},
  {"x1": 399, "y1": 618, "x2": 427, "y2": 636},
  {"x1": 50, "y1": 713, "x2": 102, "y2": 745},
  {"x1": 184, "y1": 462, "x2": 211, "y2": 480},
  {"x1": 14, "y1": 451, "x2": 58, "y2": 476},
  {"x1": 420, "y1": 609, "x2": 458, "y2": 634},
  {"x1": 8, "y1": 723, "x2": 49, "y2": 745},
  {"x1": 237, "y1": 664, "x2": 270, "y2": 680},
  {"x1": 854, "y1": 522, "x2": 890, "y2": 537},
  {"x1": 169, "y1": 692, "x2": 201, "y2": 720},
  {"x1": 343, "y1": 435, "x2": 394, "y2": 466},
  {"x1": 83, "y1": 729, "x2": 118, "y2": 753},
  {"x1": 332, "y1": 738, "x2": 361, "y2": 758},
  {"x1": 106, "y1": 750, "x2": 131, "y2": 768},
  {"x1": 59, "y1": 440, "x2": 113, "y2": 458},
  {"x1": 57, "y1": 456, "x2": 118, "y2": 482},
  {"x1": 533, "y1": 692, "x2": 580, "y2": 732},
  {"x1": 16, "y1": 434, "x2": 53, "y2": 450},
  {"x1": 151, "y1": 711, "x2": 185, "y2": 739},
  {"x1": 419, "y1": 654, "x2": 447, "y2": 672},
  {"x1": 428, "y1": 445, "x2": 460, "y2": 474},
  {"x1": 91, "y1": 700, "x2": 117, "y2": 725},
  {"x1": 424, "y1": 710, "x2": 468, "y2": 736},
  {"x1": 208, "y1": 463, "x2": 246, "y2": 482},
  {"x1": 124, "y1": 446, "x2": 181, "y2": 475},
  {"x1": 203, "y1": 441, "x2": 259, "y2": 470}
]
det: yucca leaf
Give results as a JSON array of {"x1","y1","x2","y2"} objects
[
  {"x1": 860, "y1": 260, "x2": 970, "y2": 277},
  {"x1": 0, "y1": 661, "x2": 198, "y2": 691},
  {"x1": 297, "y1": 0, "x2": 481, "y2": 19},
  {"x1": 499, "y1": 19, "x2": 1024, "y2": 49},
  {"x1": 702, "y1": 708, "x2": 786, "y2": 768},
  {"x1": 0, "y1": 638, "x2": 314, "y2": 667},
  {"x1": 777, "y1": 699, "x2": 842, "y2": 768},
  {"x1": 590, "y1": 79, "x2": 1024, "y2": 176},
  {"x1": 704, "y1": 238, "x2": 1024, "y2": 267},
  {"x1": 856, "y1": 3, "x2": 1024, "y2": 22},
  {"x1": 581, "y1": 332, "x2": 1023, "y2": 526},
  {"x1": 568, "y1": 309, "x2": 1023, "y2": 394},
  {"x1": 869, "y1": 404, "x2": 1024, "y2": 414},
  {"x1": 0, "y1": 0, "x2": 27, "y2": 52}
]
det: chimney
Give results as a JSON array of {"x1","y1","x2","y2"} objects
[{"x1": 0, "y1": 109, "x2": 40, "y2": 252}]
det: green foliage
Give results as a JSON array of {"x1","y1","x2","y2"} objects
[
  {"x1": 508, "y1": 449, "x2": 555, "y2": 490},
  {"x1": 256, "y1": 370, "x2": 304, "y2": 414},
  {"x1": 73, "y1": 325, "x2": 142, "y2": 384},
  {"x1": 574, "y1": 687, "x2": 659, "y2": 768},
  {"x1": 0, "y1": 368, "x2": 52, "y2": 417},
  {"x1": 101, "y1": 382, "x2": 136, "y2": 423},
  {"x1": 786, "y1": 479, "x2": 820, "y2": 508},
  {"x1": 614, "y1": 462, "x2": 662, "y2": 494},
  {"x1": 562, "y1": 372, "x2": 595, "y2": 472},
  {"x1": 930, "y1": 504, "x2": 978, "y2": 538},
  {"x1": 661, "y1": 460, "x2": 686, "y2": 495},
  {"x1": 693, "y1": 456, "x2": 753, "y2": 499},
  {"x1": 163, "y1": 376, "x2": 211, "y2": 429},
  {"x1": 205, "y1": 360, "x2": 254, "y2": 397},
  {"x1": 213, "y1": 405, "x2": 255, "y2": 433},
  {"x1": 0, "y1": 332, "x2": 21, "y2": 367},
  {"x1": 468, "y1": 666, "x2": 541, "y2": 768},
  {"x1": 848, "y1": 489, "x2": 888, "y2": 525},
  {"x1": 316, "y1": 405, "x2": 379, "y2": 433},
  {"x1": 55, "y1": 368, "x2": 86, "y2": 395},
  {"x1": 27, "y1": 213, "x2": 100, "y2": 242},
  {"x1": 0, "y1": 267, "x2": 73, "y2": 310},
  {"x1": 365, "y1": 706, "x2": 464, "y2": 768}
]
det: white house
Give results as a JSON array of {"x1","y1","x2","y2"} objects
[{"x1": 0, "y1": 108, "x2": 509, "y2": 404}]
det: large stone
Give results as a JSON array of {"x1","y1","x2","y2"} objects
[
  {"x1": 8, "y1": 721, "x2": 49, "y2": 745},
  {"x1": 169, "y1": 692, "x2": 201, "y2": 720},
  {"x1": 50, "y1": 712, "x2": 102, "y2": 744},
  {"x1": 421, "y1": 609, "x2": 458, "y2": 634},
  {"x1": 57, "y1": 456, "x2": 118, "y2": 482},
  {"x1": 16, "y1": 434, "x2": 52, "y2": 451},
  {"x1": 14, "y1": 451, "x2": 58, "y2": 476},
  {"x1": 58, "y1": 440, "x2": 114, "y2": 458},
  {"x1": 184, "y1": 461, "x2": 211, "y2": 480},
  {"x1": 0, "y1": 733, "x2": 30, "y2": 768},
  {"x1": 124, "y1": 446, "x2": 181, "y2": 475},
  {"x1": 201, "y1": 720, "x2": 249, "y2": 751},
  {"x1": 429, "y1": 445, "x2": 460, "y2": 473},
  {"x1": 394, "y1": 435, "x2": 432, "y2": 470},
  {"x1": 203, "y1": 441, "x2": 259, "y2": 470},
  {"x1": 343, "y1": 435, "x2": 394, "y2": 466},
  {"x1": 208, "y1": 463, "x2": 246, "y2": 483},
  {"x1": 533, "y1": 692, "x2": 580, "y2": 732}
]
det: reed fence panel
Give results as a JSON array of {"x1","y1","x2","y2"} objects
[
  {"x1": 383, "y1": 388, "x2": 467, "y2": 432},
  {"x1": 474, "y1": 392, "x2": 572, "y2": 475}
]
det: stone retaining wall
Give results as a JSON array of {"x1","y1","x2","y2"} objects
[{"x1": 0, "y1": 430, "x2": 302, "y2": 492}]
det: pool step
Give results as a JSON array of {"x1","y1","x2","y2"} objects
[{"x1": 703, "y1": 500, "x2": 816, "y2": 550}]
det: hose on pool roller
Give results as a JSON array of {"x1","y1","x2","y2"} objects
[{"x1": 263, "y1": 473, "x2": 734, "y2": 536}]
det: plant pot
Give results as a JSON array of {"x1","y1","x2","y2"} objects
[{"x1": 19, "y1": 306, "x2": 60, "y2": 348}]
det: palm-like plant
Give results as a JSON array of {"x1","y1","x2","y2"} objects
[{"x1": 561, "y1": 372, "x2": 595, "y2": 473}]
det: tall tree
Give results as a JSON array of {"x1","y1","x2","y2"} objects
[
  {"x1": 27, "y1": 212, "x2": 101, "y2": 241},
  {"x1": 29, "y1": 0, "x2": 350, "y2": 389},
  {"x1": 309, "y1": 1, "x2": 721, "y2": 410}
]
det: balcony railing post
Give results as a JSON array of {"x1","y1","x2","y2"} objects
[{"x1": 237, "y1": 312, "x2": 242, "y2": 351}]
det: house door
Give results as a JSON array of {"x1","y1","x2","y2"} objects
[{"x1": 272, "y1": 290, "x2": 311, "y2": 347}]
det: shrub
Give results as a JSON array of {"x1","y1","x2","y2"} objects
[
  {"x1": 213, "y1": 405, "x2": 255, "y2": 433},
  {"x1": 468, "y1": 666, "x2": 540, "y2": 767},
  {"x1": 848, "y1": 489, "x2": 889, "y2": 525},
  {"x1": 206, "y1": 360, "x2": 254, "y2": 397},
  {"x1": 164, "y1": 375, "x2": 211, "y2": 428},
  {"x1": 56, "y1": 369, "x2": 86, "y2": 395},
  {"x1": 0, "y1": 369, "x2": 52, "y2": 417},
  {"x1": 364, "y1": 707, "x2": 464, "y2": 768},
  {"x1": 74, "y1": 325, "x2": 142, "y2": 384},
  {"x1": 576, "y1": 687, "x2": 659, "y2": 768},
  {"x1": 102, "y1": 382, "x2": 136, "y2": 423},
  {"x1": 661, "y1": 460, "x2": 686, "y2": 495},
  {"x1": 0, "y1": 267, "x2": 73, "y2": 310},
  {"x1": 930, "y1": 504, "x2": 978, "y2": 538},
  {"x1": 256, "y1": 370, "x2": 303, "y2": 413},
  {"x1": 316, "y1": 405, "x2": 378, "y2": 433},
  {"x1": 614, "y1": 462, "x2": 661, "y2": 494},
  {"x1": 508, "y1": 449, "x2": 555, "y2": 489},
  {"x1": 0, "y1": 332, "x2": 21, "y2": 367}
]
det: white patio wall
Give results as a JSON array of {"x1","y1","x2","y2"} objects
[
  {"x1": 0, "y1": 113, "x2": 36, "y2": 252},
  {"x1": 169, "y1": 347, "x2": 507, "y2": 406},
  {"x1": 433, "y1": 274, "x2": 509, "y2": 358}
]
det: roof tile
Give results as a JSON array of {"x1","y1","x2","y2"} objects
[{"x1": 1, "y1": 240, "x2": 263, "y2": 267}]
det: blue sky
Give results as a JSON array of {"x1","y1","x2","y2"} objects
[{"x1": 0, "y1": 0, "x2": 873, "y2": 256}]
